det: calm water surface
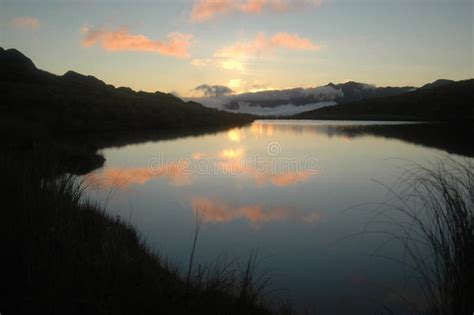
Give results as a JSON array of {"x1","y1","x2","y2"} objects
[{"x1": 85, "y1": 120, "x2": 469, "y2": 314}]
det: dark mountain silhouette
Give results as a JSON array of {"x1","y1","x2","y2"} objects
[
  {"x1": 0, "y1": 47, "x2": 254, "y2": 135},
  {"x1": 292, "y1": 79, "x2": 473, "y2": 121},
  {"x1": 0, "y1": 47, "x2": 47, "y2": 82},
  {"x1": 61, "y1": 70, "x2": 110, "y2": 88},
  {"x1": 0, "y1": 47, "x2": 36, "y2": 71},
  {"x1": 420, "y1": 79, "x2": 454, "y2": 90}
]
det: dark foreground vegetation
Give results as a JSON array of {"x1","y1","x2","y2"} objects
[
  {"x1": 292, "y1": 79, "x2": 473, "y2": 121},
  {"x1": 0, "y1": 152, "x2": 288, "y2": 315},
  {"x1": 364, "y1": 158, "x2": 474, "y2": 314}
]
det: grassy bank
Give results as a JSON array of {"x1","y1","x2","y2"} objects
[
  {"x1": 0, "y1": 153, "x2": 283, "y2": 315},
  {"x1": 363, "y1": 158, "x2": 474, "y2": 314},
  {"x1": 399, "y1": 159, "x2": 473, "y2": 314}
]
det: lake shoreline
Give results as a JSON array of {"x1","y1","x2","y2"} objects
[
  {"x1": 1, "y1": 120, "x2": 285, "y2": 314},
  {"x1": 3, "y1": 119, "x2": 473, "y2": 314}
]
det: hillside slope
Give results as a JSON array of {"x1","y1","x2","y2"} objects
[{"x1": 0, "y1": 47, "x2": 254, "y2": 134}]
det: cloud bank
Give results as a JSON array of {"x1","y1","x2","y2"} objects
[
  {"x1": 81, "y1": 26, "x2": 193, "y2": 58},
  {"x1": 189, "y1": 84, "x2": 342, "y2": 116},
  {"x1": 225, "y1": 101, "x2": 336, "y2": 116}
]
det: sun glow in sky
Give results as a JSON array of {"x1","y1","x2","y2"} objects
[{"x1": 1, "y1": 0, "x2": 472, "y2": 96}]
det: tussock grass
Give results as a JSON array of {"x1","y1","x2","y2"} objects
[{"x1": 364, "y1": 158, "x2": 473, "y2": 314}]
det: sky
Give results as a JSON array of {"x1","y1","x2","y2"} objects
[{"x1": 1, "y1": 0, "x2": 472, "y2": 96}]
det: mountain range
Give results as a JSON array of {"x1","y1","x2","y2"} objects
[
  {"x1": 2, "y1": 47, "x2": 472, "y2": 128},
  {"x1": 192, "y1": 79, "x2": 463, "y2": 116}
]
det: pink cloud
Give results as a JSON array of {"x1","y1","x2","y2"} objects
[
  {"x1": 192, "y1": 196, "x2": 288, "y2": 224},
  {"x1": 191, "y1": 196, "x2": 325, "y2": 226},
  {"x1": 191, "y1": 0, "x2": 322, "y2": 22},
  {"x1": 215, "y1": 32, "x2": 320, "y2": 58},
  {"x1": 212, "y1": 150, "x2": 316, "y2": 187},
  {"x1": 191, "y1": 0, "x2": 234, "y2": 22},
  {"x1": 254, "y1": 170, "x2": 314, "y2": 187},
  {"x1": 81, "y1": 26, "x2": 193, "y2": 58},
  {"x1": 271, "y1": 32, "x2": 319, "y2": 50},
  {"x1": 84, "y1": 161, "x2": 193, "y2": 189},
  {"x1": 11, "y1": 17, "x2": 40, "y2": 30}
]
